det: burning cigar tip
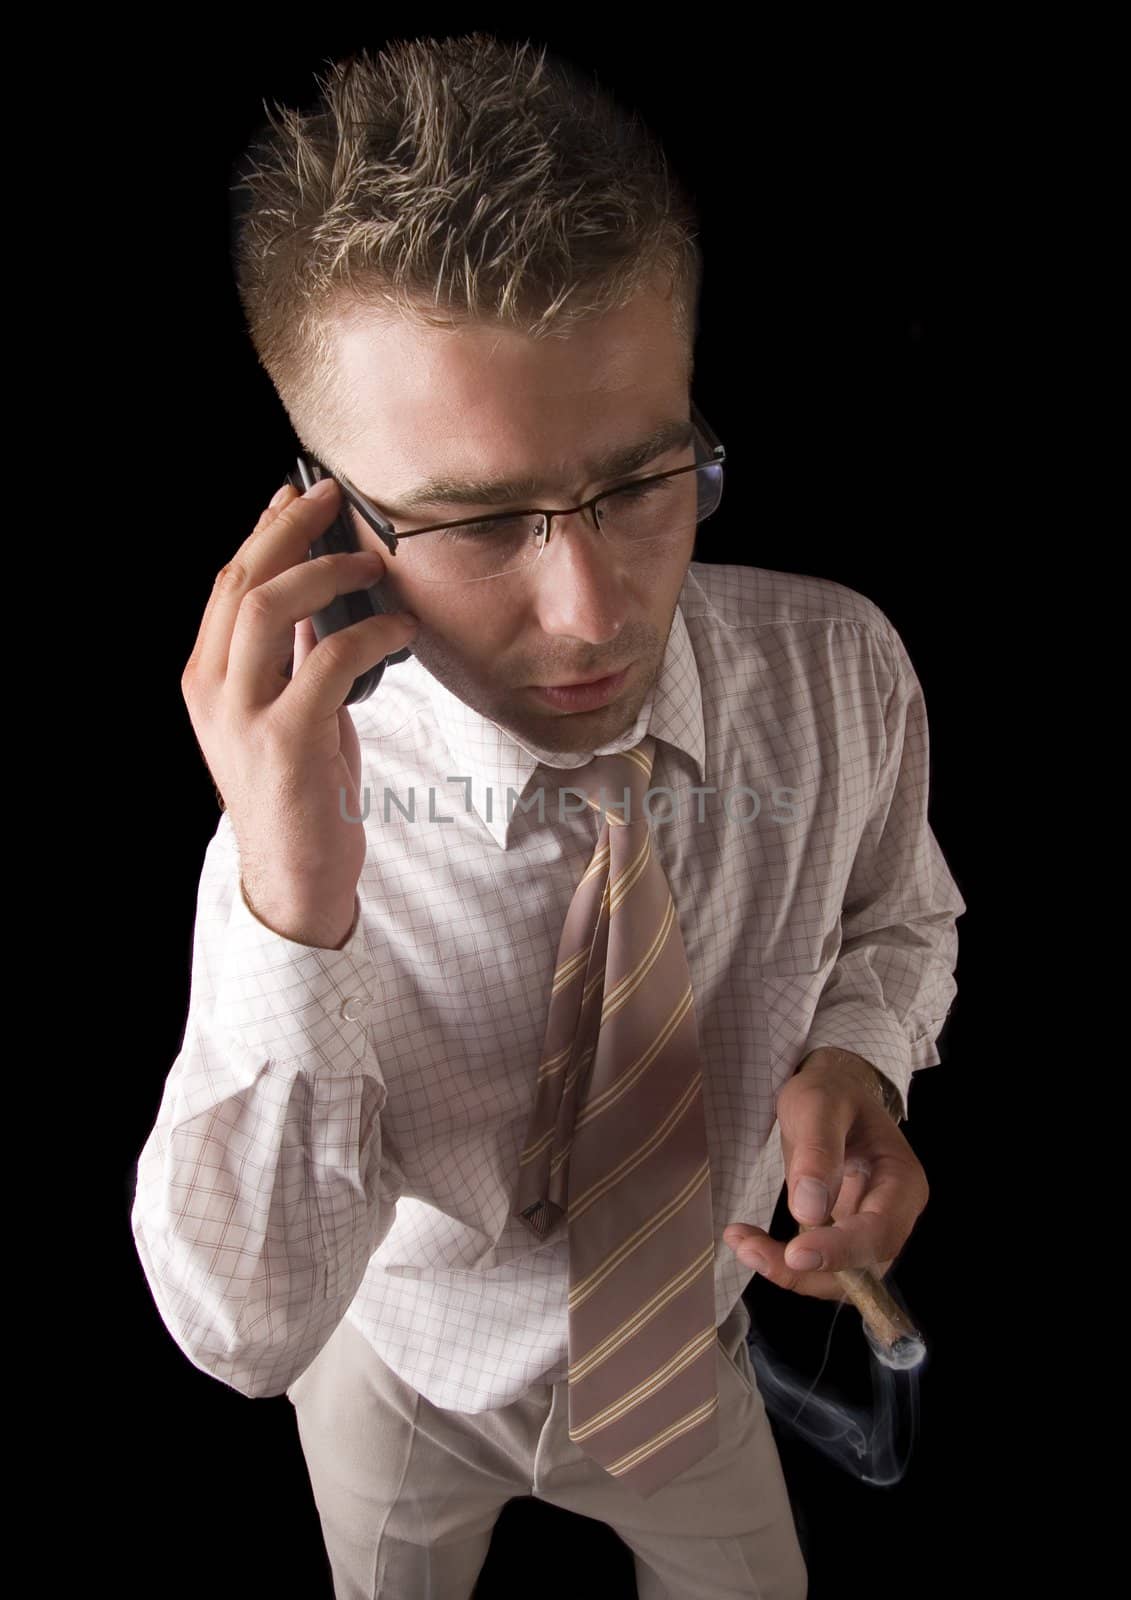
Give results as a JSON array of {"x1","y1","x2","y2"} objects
[{"x1": 866, "y1": 1327, "x2": 928, "y2": 1371}]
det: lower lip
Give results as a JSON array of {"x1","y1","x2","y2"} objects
[{"x1": 530, "y1": 666, "x2": 631, "y2": 712}]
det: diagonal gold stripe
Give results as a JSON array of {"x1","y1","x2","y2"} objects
[
  {"x1": 550, "y1": 946, "x2": 590, "y2": 996},
  {"x1": 570, "y1": 1063, "x2": 703, "y2": 1223},
  {"x1": 568, "y1": 1324, "x2": 717, "y2": 1441},
  {"x1": 608, "y1": 832, "x2": 652, "y2": 913},
  {"x1": 568, "y1": 1158, "x2": 712, "y2": 1310},
  {"x1": 518, "y1": 1124, "x2": 555, "y2": 1167},
  {"x1": 601, "y1": 900, "x2": 676, "y2": 1019},
  {"x1": 548, "y1": 1047, "x2": 598, "y2": 1180},
  {"x1": 621, "y1": 745, "x2": 652, "y2": 779},
  {"x1": 550, "y1": 869, "x2": 610, "y2": 999},
  {"x1": 576, "y1": 983, "x2": 694, "y2": 1133},
  {"x1": 568, "y1": 1238, "x2": 715, "y2": 1382},
  {"x1": 602, "y1": 1392, "x2": 720, "y2": 1480},
  {"x1": 550, "y1": 956, "x2": 587, "y2": 997},
  {"x1": 535, "y1": 1040, "x2": 574, "y2": 1083},
  {"x1": 581, "y1": 839, "x2": 611, "y2": 881},
  {"x1": 586, "y1": 795, "x2": 631, "y2": 829},
  {"x1": 519, "y1": 1043, "x2": 597, "y2": 1166},
  {"x1": 582, "y1": 882, "x2": 613, "y2": 1005}
]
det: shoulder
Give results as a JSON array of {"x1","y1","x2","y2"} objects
[{"x1": 680, "y1": 561, "x2": 903, "y2": 665}]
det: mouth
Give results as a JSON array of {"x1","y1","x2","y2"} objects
[
  {"x1": 540, "y1": 666, "x2": 626, "y2": 688},
  {"x1": 528, "y1": 664, "x2": 632, "y2": 712}
]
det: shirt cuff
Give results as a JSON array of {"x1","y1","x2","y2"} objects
[
  {"x1": 212, "y1": 882, "x2": 382, "y2": 1072},
  {"x1": 800, "y1": 1001, "x2": 916, "y2": 1123}
]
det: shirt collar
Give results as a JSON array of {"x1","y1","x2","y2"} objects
[{"x1": 402, "y1": 584, "x2": 706, "y2": 849}]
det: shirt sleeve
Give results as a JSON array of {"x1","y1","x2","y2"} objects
[
  {"x1": 800, "y1": 621, "x2": 967, "y2": 1123},
  {"x1": 130, "y1": 808, "x2": 405, "y2": 1398}
]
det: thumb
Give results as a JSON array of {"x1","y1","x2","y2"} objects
[{"x1": 781, "y1": 1080, "x2": 852, "y2": 1224}]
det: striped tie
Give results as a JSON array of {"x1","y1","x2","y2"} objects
[{"x1": 513, "y1": 736, "x2": 719, "y2": 1498}]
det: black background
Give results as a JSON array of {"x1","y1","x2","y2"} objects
[{"x1": 85, "y1": 16, "x2": 1027, "y2": 1598}]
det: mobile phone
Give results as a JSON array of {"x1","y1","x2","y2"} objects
[{"x1": 284, "y1": 453, "x2": 413, "y2": 705}]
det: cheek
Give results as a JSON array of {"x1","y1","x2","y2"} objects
[
  {"x1": 423, "y1": 602, "x2": 521, "y2": 666},
  {"x1": 646, "y1": 541, "x2": 694, "y2": 606}
]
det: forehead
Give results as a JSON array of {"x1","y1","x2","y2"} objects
[
  {"x1": 374, "y1": 417, "x2": 697, "y2": 513},
  {"x1": 328, "y1": 293, "x2": 692, "y2": 511}
]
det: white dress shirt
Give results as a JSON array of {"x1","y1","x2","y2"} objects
[{"x1": 132, "y1": 561, "x2": 966, "y2": 1412}]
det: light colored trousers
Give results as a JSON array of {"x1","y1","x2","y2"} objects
[{"x1": 285, "y1": 1295, "x2": 808, "y2": 1599}]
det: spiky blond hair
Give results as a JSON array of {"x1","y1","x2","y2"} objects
[{"x1": 229, "y1": 32, "x2": 702, "y2": 470}]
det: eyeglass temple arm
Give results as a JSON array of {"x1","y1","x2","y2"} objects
[{"x1": 690, "y1": 399, "x2": 725, "y2": 462}]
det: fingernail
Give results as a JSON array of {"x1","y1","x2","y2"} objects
[
  {"x1": 793, "y1": 1178, "x2": 829, "y2": 1223},
  {"x1": 304, "y1": 476, "x2": 338, "y2": 500},
  {"x1": 268, "y1": 483, "x2": 291, "y2": 508},
  {"x1": 787, "y1": 1246, "x2": 822, "y2": 1271}
]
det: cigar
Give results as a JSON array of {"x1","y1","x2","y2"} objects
[{"x1": 797, "y1": 1220, "x2": 927, "y2": 1371}]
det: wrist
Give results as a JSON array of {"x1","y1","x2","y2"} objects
[
  {"x1": 797, "y1": 1047, "x2": 903, "y2": 1121},
  {"x1": 240, "y1": 878, "x2": 359, "y2": 950}
]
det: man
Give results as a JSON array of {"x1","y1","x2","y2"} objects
[{"x1": 132, "y1": 35, "x2": 964, "y2": 1600}]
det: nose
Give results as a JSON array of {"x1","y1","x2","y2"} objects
[{"x1": 528, "y1": 507, "x2": 629, "y2": 644}]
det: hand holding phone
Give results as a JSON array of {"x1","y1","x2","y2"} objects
[
  {"x1": 180, "y1": 475, "x2": 418, "y2": 948},
  {"x1": 288, "y1": 453, "x2": 414, "y2": 705}
]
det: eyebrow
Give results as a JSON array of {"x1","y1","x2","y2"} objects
[{"x1": 372, "y1": 417, "x2": 697, "y2": 515}]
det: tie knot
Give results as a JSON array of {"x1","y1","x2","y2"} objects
[{"x1": 558, "y1": 736, "x2": 657, "y2": 827}]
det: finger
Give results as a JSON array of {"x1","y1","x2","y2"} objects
[
  {"x1": 226, "y1": 550, "x2": 408, "y2": 709},
  {"x1": 786, "y1": 1210, "x2": 895, "y2": 1274},
  {"x1": 828, "y1": 1157, "x2": 872, "y2": 1221},
  {"x1": 183, "y1": 483, "x2": 298, "y2": 685},
  {"x1": 722, "y1": 1159, "x2": 872, "y2": 1262},
  {"x1": 778, "y1": 1083, "x2": 859, "y2": 1227},
  {"x1": 784, "y1": 1153, "x2": 924, "y2": 1273},
  {"x1": 183, "y1": 479, "x2": 348, "y2": 689},
  {"x1": 292, "y1": 615, "x2": 316, "y2": 677},
  {"x1": 726, "y1": 1154, "x2": 912, "y2": 1276},
  {"x1": 723, "y1": 1227, "x2": 853, "y2": 1303},
  {"x1": 282, "y1": 606, "x2": 418, "y2": 728}
]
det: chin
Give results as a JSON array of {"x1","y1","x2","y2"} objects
[{"x1": 533, "y1": 699, "x2": 640, "y2": 746}]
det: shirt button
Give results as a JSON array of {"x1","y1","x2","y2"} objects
[{"x1": 340, "y1": 997, "x2": 368, "y2": 1021}]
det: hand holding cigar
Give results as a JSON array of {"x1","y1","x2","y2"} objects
[
  {"x1": 795, "y1": 1220, "x2": 926, "y2": 1369},
  {"x1": 723, "y1": 1048, "x2": 929, "y2": 1367}
]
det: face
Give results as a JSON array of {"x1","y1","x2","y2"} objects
[{"x1": 324, "y1": 283, "x2": 696, "y2": 754}]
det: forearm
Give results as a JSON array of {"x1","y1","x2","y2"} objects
[
  {"x1": 132, "y1": 813, "x2": 395, "y2": 1395},
  {"x1": 132, "y1": 1059, "x2": 394, "y2": 1396}
]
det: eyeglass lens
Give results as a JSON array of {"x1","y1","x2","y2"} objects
[{"x1": 401, "y1": 461, "x2": 723, "y2": 584}]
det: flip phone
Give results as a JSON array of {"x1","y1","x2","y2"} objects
[{"x1": 285, "y1": 454, "x2": 413, "y2": 705}]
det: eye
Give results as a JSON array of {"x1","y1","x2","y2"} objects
[
  {"x1": 609, "y1": 477, "x2": 668, "y2": 500},
  {"x1": 439, "y1": 516, "x2": 533, "y2": 544}
]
